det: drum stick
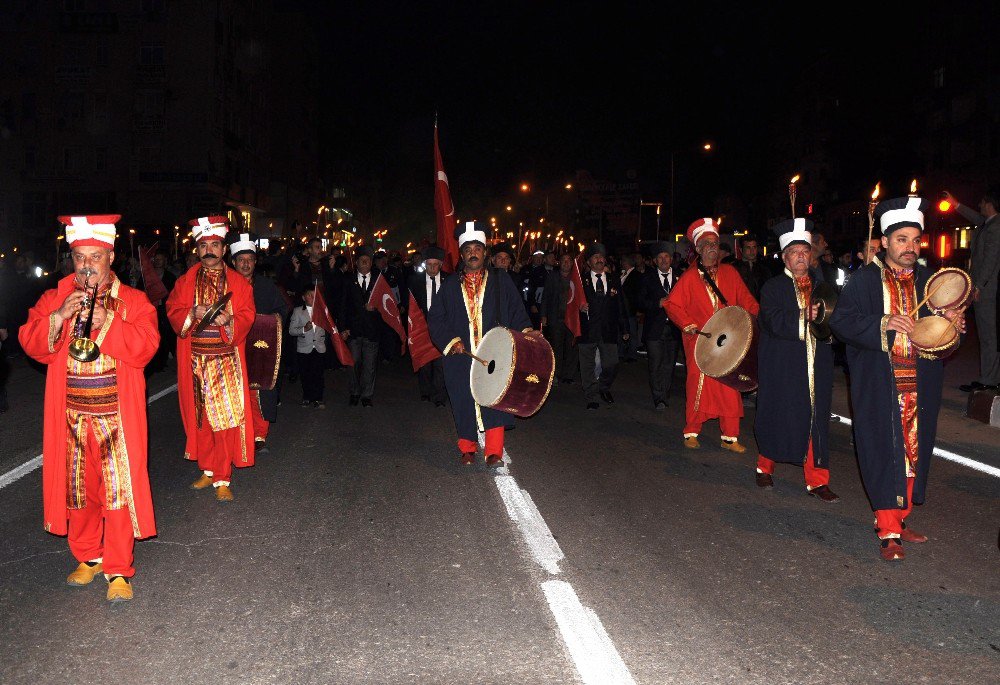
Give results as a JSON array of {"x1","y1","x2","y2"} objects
[
  {"x1": 909, "y1": 280, "x2": 946, "y2": 319},
  {"x1": 463, "y1": 351, "x2": 490, "y2": 367},
  {"x1": 693, "y1": 329, "x2": 711, "y2": 338}
]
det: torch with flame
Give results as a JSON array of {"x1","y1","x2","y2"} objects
[
  {"x1": 789, "y1": 174, "x2": 800, "y2": 219},
  {"x1": 909, "y1": 179, "x2": 918, "y2": 197},
  {"x1": 866, "y1": 182, "x2": 881, "y2": 264}
]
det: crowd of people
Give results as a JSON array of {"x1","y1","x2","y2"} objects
[{"x1": 7, "y1": 185, "x2": 998, "y2": 601}]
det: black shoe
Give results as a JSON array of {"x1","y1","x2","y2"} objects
[
  {"x1": 434, "y1": 400, "x2": 446, "y2": 407},
  {"x1": 654, "y1": 400, "x2": 667, "y2": 411},
  {"x1": 300, "y1": 399, "x2": 311, "y2": 407},
  {"x1": 960, "y1": 381, "x2": 997, "y2": 392},
  {"x1": 755, "y1": 472, "x2": 774, "y2": 488},
  {"x1": 600, "y1": 391, "x2": 614, "y2": 404},
  {"x1": 361, "y1": 398, "x2": 373, "y2": 407},
  {"x1": 255, "y1": 442, "x2": 270, "y2": 456},
  {"x1": 586, "y1": 402, "x2": 599, "y2": 410},
  {"x1": 349, "y1": 395, "x2": 360, "y2": 406}
]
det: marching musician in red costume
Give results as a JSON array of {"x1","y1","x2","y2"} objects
[
  {"x1": 665, "y1": 218, "x2": 760, "y2": 452},
  {"x1": 166, "y1": 216, "x2": 255, "y2": 501},
  {"x1": 19, "y1": 215, "x2": 159, "y2": 602}
]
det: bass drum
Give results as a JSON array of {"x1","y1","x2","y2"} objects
[
  {"x1": 910, "y1": 315, "x2": 960, "y2": 360},
  {"x1": 925, "y1": 267, "x2": 972, "y2": 313},
  {"x1": 694, "y1": 306, "x2": 759, "y2": 392},
  {"x1": 470, "y1": 327, "x2": 555, "y2": 418},
  {"x1": 245, "y1": 313, "x2": 283, "y2": 390}
]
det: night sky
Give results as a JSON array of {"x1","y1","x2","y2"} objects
[{"x1": 306, "y1": 1, "x2": 989, "y2": 234}]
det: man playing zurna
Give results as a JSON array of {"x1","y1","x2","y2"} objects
[
  {"x1": 166, "y1": 216, "x2": 256, "y2": 501},
  {"x1": 19, "y1": 214, "x2": 160, "y2": 602},
  {"x1": 665, "y1": 218, "x2": 759, "y2": 452},
  {"x1": 753, "y1": 218, "x2": 839, "y2": 502}
]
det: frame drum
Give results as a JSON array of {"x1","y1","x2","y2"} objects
[
  {"x1": 470, "y1": 327, "x2": 555, "y2": 418},
  {"x1": 694, "y1": 306, "x2": 759, "y2": 392},
  {"x1": 909, "y1": 315, "x2": 960, "y2": 360},
  {"x1": 925, "y1": 267, "x2": 972, "y2": 313}
]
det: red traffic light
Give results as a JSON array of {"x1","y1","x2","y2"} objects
[{"x1": 938, "y1": 199, "x2": 952, "y2": 212}]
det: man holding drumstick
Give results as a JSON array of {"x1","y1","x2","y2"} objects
[
  {"x1": 830, "y1": 196, "x2": 965, "y2": 561},
  {"x1": 427, "y1": 222, "x2": 534, "y2": 467}
]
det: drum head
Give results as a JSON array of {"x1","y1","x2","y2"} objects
[
  {"x1": 470, "y1": 327, "x2": 516, "y2": 407},
  {"x1": 926, "y1": 268, "x2": 972, "y2": 311},
  {"x1": 695, "y1": 306, "x2": 754, "y2": 378},
  {"x1": 910, "y1": 315, "x2": 957, "y2": 351}
]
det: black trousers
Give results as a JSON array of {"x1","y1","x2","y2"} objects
[
  {"x1": 546, "y1": 321, "x2": 579, "y2": 382},
  {"x1": 417, "y1": 357, "x2": 447, "y2": 402},
  {"x1": 348, "y1": 336, "x2": 380, "y2": 399},
  {"x1": 297, "y1": 349, "x2": 326, "y2": 401},
  {"x1": 645, "y1": 332, "x2": 679, "y2": 404}
]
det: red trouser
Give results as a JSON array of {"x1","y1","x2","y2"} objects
[
  {"x1": 684, "y1": 409, "x2": 740, "y2": 439},
  {"x1": 875, "y1": 477, "x2": 915, "y2": 539},
  {"x1": 67, "y1": 420, "x2": 135, "y2": 577},
  {"x1": 193, "y1": 423, "x2": 243, "y2": 483},
  {"x1": 757, "y1": 439, "x2": 829, "y2": 489},
  {"x1": 458, "y1": 426, "x2": 504, "y2": 456},
  {"x1": 250, "y1": 394, "x2": 269, "y2": 442}
]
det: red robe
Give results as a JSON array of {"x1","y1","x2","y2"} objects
[
  {"x1": 18, "y1": 275, "x2": 159, "y2": 538},
  {"x1": 165, "y1": 263, "x2": 256, "y2": 467},
  {"x1": 665, "y1": 263, "x2": 760, "y2": 419}
]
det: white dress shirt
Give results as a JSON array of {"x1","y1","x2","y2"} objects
[{"x1": 425, "y1": 273, "x2": 440, "y2": 310}]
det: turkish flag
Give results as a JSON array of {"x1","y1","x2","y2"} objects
[
  {"x1": 138, "y1": 244, "x2": 169, "y2": 305},
  {"x1": 406, "y1": 292, "x2": 442, "y2": 372},
  {"x1": 564, "y1": 256, "x2": 587, "y2": 340},
  {"x1": 434, "y1": 122, "x2": 460, "y2": 272},
  {"x1": 311, "y1": 283, "x2": 354, "y2": 366},
  {"x1": 367, "y1": 272, "x2": 407, "y2": 353}
]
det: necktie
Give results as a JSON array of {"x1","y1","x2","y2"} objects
[
  {"x1": 362, "y1": 274, "x2": 368, "y2": 290},
  {"x1": 660, "y1": 272, "x2": 670, "y2": 293},
  {"x1": 596, "y1": 274, "x2": 605, "y2": 295}
]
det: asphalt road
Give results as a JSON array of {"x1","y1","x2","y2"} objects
[{"x1": 0, "y1": 343, "x2": 997, "y2": 684}]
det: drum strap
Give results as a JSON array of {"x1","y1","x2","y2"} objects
[{"x1": 697, "y1": 262, "x2": 728, "y2": 306}]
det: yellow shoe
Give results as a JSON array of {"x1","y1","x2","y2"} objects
[
  {"x1": 215, "y1": 484, "x2": 234, "y2": 502},
  {"x1": 67, "y1": 561, "x2": 103, "y2": 586},
  {"x1": 190, "y1": 474, "x2": 213, "y2": 490},
  {"x1": 721, "y1": 439, "x2": 747, "y2": 454},
  {"x1": 684, "y1": 436, "x2": 700, "y2": 449},
  {"x1": 106, "y1": 576, "x2": 133, "y2": 602}
]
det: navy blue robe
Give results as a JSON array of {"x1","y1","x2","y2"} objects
[
  {"x1": 754, "y1": 269, "x2": 833, "y2": 467},
  {"x1": 828, "y1": 256, "x2": 945, "y2": 509},
  {"x1": 427, "y1": 267, "x2": 533, "y2": 442}
]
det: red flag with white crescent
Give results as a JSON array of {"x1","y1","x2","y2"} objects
[
  {"x1": 434, "y1": 122, "x2": 460, "y2": 272},
  {"x1": 406, "y1": 292, "x2": 443, "y2": 372},
  {"x1": 564, "y1": 255, "x2": 586, "y2": 340},
  {"x1": 311, "y1": 283, "x2": 354, "y2": 366},
  {"x1": 366, "y1": 272, "x2": 407, "y2": 353}
]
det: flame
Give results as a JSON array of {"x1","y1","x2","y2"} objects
[
  {"x1": 871, "y1": 183, "x2": 881, "y2": 200},
  {"x1": 910, "y1": 179, "x2": 917, "y2": 194},
  {"x1": 790, "y1": 175, "x2": 800, "y2": 184}
]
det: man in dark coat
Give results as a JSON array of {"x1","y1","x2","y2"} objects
[
  {"x1": 619, "y1": 253, "x2": 643, "y2": 362},
  {"x1": 540, "y1": 253, "x2": 580, "y2": 384},
  {"x1": 231, "y1": 233, "x2": 289, "y2": 455},
  {"x1": 733, "y1": 235, "x2": 773, "y2": 302},
  {"x1": 829, "y1": 196, "x2": 966, "y2": 562},
  {"x1": 407, "y1": 245, "x2": 447, "y2": 406},
  {"x1": 753, "y1": 219, "x2": 838, "y2": 502},
  {"x1": 491, "y1": 242, "x2": 530, "y2": 319},
  {"x1": 428, "y1": 222, "x2": 534, "y2": 467},
  {"x1": 339, "y1": 245, "x2": 384, "y2": 407},
  {"x1": 578, "y1": 243, "x2": 629, "y2": 410},
  {"x1": 639, "y1": 241, "x2": 680, "y2": 410}
]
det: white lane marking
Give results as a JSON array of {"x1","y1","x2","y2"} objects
[
  {"x1": 486, "y1": 437, "x2": 636, "y2": 685},
  {"x1": 494, "y1": 474, "x2": 564, "y2": 574},
  {"x1": 0, "y1": 383, "x2": 178, "y2": 491},
  {"x1": 830, "y1": 412, "x2": 1000, "y2": 479},
  {"x1": 542, "y1": 580, "x2": 638, "y2": 685}
]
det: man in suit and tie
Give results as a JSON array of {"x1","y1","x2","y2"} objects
[
  {"x1": 578, "y1": 243, "x2": 629, "y2": 410},
  {"x1": 640, "y1": 241, "x2": 681, "y2": 410},
  {"x1": 540, "y1": 253, "x2": 580, "y2": 384},
  {"x1": 407, "y1": 245, "x2": 447, "y2": 406},
  {"x1": 339, "y1": 245, "x2": 384, "y2": 407}
]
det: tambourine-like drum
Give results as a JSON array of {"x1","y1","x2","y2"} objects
[
  {"x1": 925, "y1": 267, "x2": 972, "y2": 312},
  {"x1": 470, "y1": 327, "x2": 555, "y2": 418},
  {"x1": 910, "y1": 315, "x2": 960, "y2": 360},
  {"x1": 694, "y1": 306, "x2": 759, "y2": 392},
  {"x1": 245, "y1": 313, "x2": 283, "y2": 389}
]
